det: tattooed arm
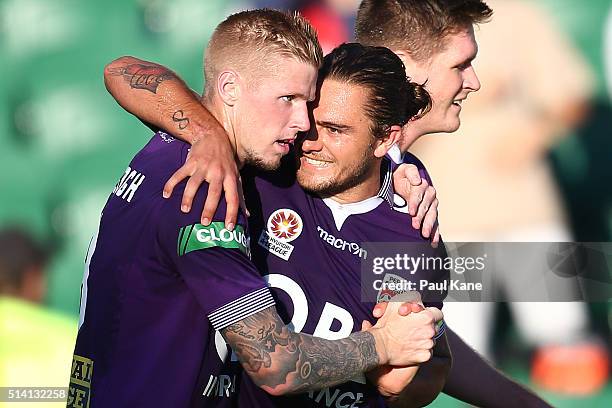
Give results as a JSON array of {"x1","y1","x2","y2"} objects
[
  {"x1": 104, "y1": 56, "x2": 241, "y2": 228},
  {"x1": 104, "y1": 56, "x2": 209, "y2": 141},
  {"x1": 222, "y1": 304, "x2": 443, "y2": 396}
]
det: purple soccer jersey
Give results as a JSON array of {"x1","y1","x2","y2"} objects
[
  {"x1": 68, "y1": 132, "x2": 274, "y2": 407},
  {"x1": 234, "y1": 150, "x2": 448, "y2": 407}
]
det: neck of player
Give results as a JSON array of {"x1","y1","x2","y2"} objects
[
  {"x1": 399, "y1": 124, "x2": 427, "y2": 152},
  {"x1": 202, "y1": 95, "x2": 245, "y2": 169}
]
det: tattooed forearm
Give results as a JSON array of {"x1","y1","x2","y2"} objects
[
  {"x1": 222, "y1": 307, "x2": 379, "y2": 396},
  {"x1": 172, "y1": 110, "x2": 190, "y2": 130},
  {"x1": 107, "y1": 64, "x2": 176, "y2": 94}
]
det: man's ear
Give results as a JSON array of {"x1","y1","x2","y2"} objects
[
  {"x1": 217, "y1": 71, "x2": 240, "y2": 106},
  {"x1": 392, "y1": 49, "x2": 428, "y2": 85},
  {"x1": 374, "y1": 125, "x2": 402, "y2": 158}
]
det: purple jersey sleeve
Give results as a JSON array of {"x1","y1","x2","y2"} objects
[
  {"x1": 402, "y1": 151, "x2": 434, "y2": 186},
  {"x1": 381, "y1": 149, "x2": 447, "y2": 310},
  {"x1": 404, "y1": 152, "x2": 447, "y2": 310},
  {"x1": 158, "y1": 177, "x2": 274, "y2": 331}
]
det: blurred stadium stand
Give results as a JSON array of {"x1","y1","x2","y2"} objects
[{"x1": 1, "y1": 0, "x2": 252, "y2": 315}]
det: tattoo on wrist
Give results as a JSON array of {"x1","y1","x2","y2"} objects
[
  {"x1": 107, "y1": 64, "x2": 176, "y2": 94},
  {"x1": 172, "y1": 110, "x2": 190, "y2": 130},
  {"x1": 222, "y1": 308, "x2": 379, "y2": 394}
]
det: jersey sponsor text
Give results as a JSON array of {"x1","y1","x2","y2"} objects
[{"x1": 317, "y1": 226, "x2": 367, "y2": 259}]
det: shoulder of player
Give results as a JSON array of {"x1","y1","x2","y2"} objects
[
  {"x1": 160, "y1": 180, "x2": 249, "y2": 227},
  {"x1": 402, "y1": 151, "x2": 435, "y2": 186},
  {"x1": 402, "y1": 151, "x2": 427, "y2": 171},
  {"x1": 127, "y1": 131, "x2": 192, "y2": 180},
  {"x1": 145, "y1": 132, "x2": 249, "y2": 226},
  {"x1": 370, "y1": 204, "x2": 430, "y2": 242},
  {"x1": 106, "y1": 131, "x2": 191, "y2": 207},
  {"x1": 132, "y1": 131, "x2": 189, "y2": 160}
]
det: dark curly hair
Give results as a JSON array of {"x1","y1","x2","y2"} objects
[{"x1": 318, "y1": 43, "x2": 431, "y2": 138}]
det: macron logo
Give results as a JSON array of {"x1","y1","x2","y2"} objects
[{"x1": 317, "y1": 226, "x2": 367, "y2": 259}]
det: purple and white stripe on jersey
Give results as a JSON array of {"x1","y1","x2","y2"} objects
[
  {"x1": 208, "y1": 286, "x2": 275, "y2": 330},
  {"x1": 376, "y1": 157, "x2": 394, "y2": 207}
]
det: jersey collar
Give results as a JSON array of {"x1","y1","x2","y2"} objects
[
  {"x1": 322, "y1": 144, "x2": 403, "y2": 230},
  {"x1": 377, "y1": 144, "x2": 404, "y2": 208}
]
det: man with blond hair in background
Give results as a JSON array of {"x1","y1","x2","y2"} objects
[{"x1": 408, "y1": 0, "x2": 607, "y2": 394}]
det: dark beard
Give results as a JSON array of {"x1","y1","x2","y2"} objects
[{"x1": 297, "y1": 148, "x2": 377, "y2": 198}]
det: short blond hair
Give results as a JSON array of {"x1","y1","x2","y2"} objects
[{"x1": 204, "y1": 9, "x2": 323, "y2": 93}]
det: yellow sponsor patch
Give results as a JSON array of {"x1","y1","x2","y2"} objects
[{"x1": 67, "y1": 355, "x2": 93, "y2": 408}]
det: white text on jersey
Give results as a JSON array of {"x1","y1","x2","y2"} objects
[
  {"x1": 307, "y1": 388, "x2": 365, "y2": 407},
  {"x1": 202, "y1": 374, "x2": 236, "y2": 398},
  {"x1": 112, "y1": 166, "x2": 146, "y2": 203},
  {"x1": 317, "y1": 226, "x2": 367, "y2": 259}
]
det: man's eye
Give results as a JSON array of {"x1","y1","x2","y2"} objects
[
  {"x1": 328, "y1": 127, "x2": 340, "y2": 134},
  {"x1": 281, "y1": 95, "x2": 295, "y2": 102}
]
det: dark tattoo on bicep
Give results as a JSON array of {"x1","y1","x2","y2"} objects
[
  {"x1": 107, "y1": 64, "x2": 176, "y2": 94},
  {"x1": 222, "y1": 307, "x2": 379, "y2": 394},
  {"x1": 172, "y1": 110, "x2": 190, "y2": 130}
]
